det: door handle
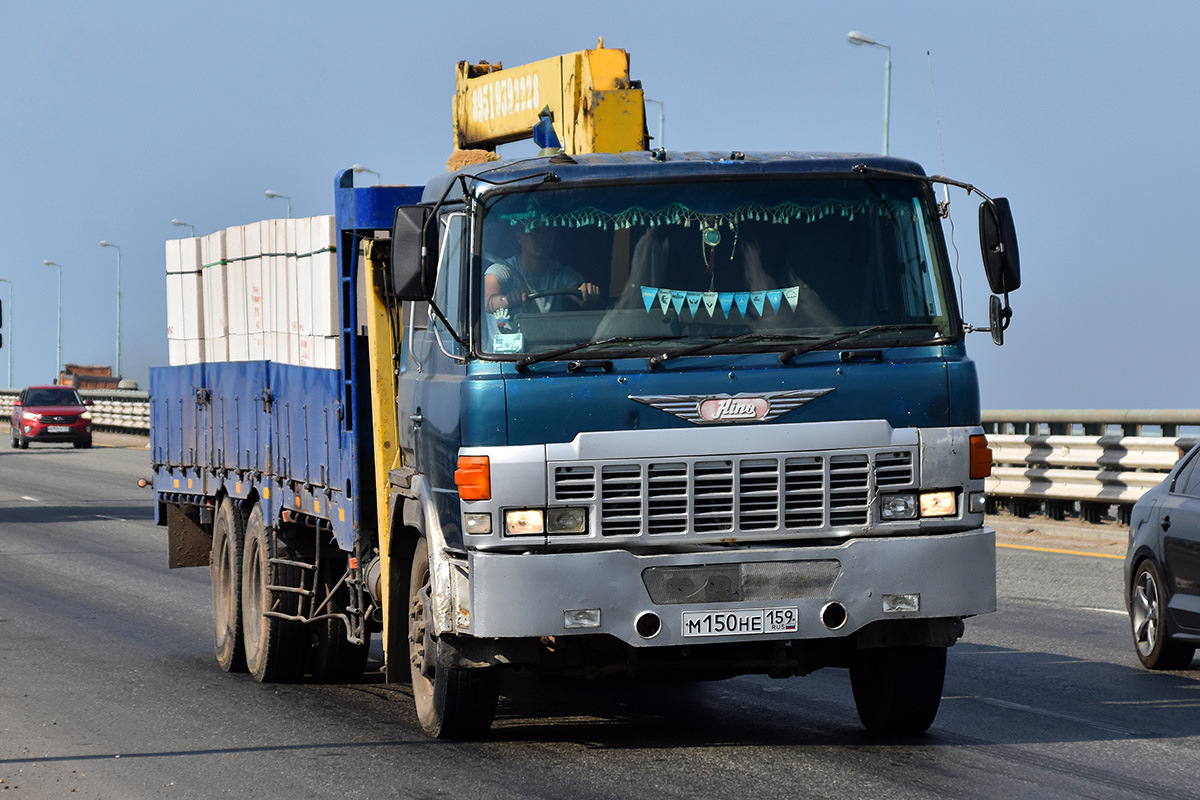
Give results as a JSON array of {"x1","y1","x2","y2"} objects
[
  {"x1": 1162, "y1": 514, "x2": 1172, "y2": 532},
  {"x1": 409, "y1": 413, "x2": 423, "y2": 429}
]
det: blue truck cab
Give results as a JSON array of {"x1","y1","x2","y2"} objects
[{"x1": 152, "y1": 150, "x2": 1020, "y2": 740}]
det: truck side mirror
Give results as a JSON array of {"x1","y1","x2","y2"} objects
[
  {"x1": 391, "y1": 205, "x2": 437, "y2": 301},
  {"x1": 979, "y1": 198, "x2": 1021, "y2": 295},
  {"x1": 988, "y1": 294, "x2": 1007, "y2": 346}
]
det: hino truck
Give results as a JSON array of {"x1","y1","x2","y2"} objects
[{"x1": 150, "y1": 44, "x2": 1021, "y2": 738}]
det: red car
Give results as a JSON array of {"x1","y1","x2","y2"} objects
[{"x1": 10, "y1": 385, "x2": 94, "y2": 449}]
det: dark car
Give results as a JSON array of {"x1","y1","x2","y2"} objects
[
  {"x1": 9, "y1": 385, "x2": 94, "y2": 449},
  {"x1": 1125, "y1": 443, "x2": 1200, "y2": 669}
]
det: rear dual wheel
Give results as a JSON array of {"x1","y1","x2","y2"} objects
[
  {"x1": 309, "y1": 571, "x2": 371, "y2": 683},
  {"x1": 213, "y1": 498, "x2": 369, "y2": 683},
  {"x1": 210, "y1": 498, "x2": 247, "y2": 673},
  {"x1": 241, "y1": 504, "x2": 308, "y2": 683}
]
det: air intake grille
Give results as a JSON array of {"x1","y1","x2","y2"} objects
[{"x1": 552, "y1": 449, "x2": 914, "y2": 539}]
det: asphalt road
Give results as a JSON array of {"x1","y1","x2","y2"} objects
[{"x1": 2, "y1": 438, "x2": 1197, "y2": 799}]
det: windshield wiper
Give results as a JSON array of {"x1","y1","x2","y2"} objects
[
  {"x1": 515, "y1": 335, "x2": 686, "y2": 371},
  {"x1": 648, "y1": 333, "x2": 814, "y2": 367},
  {"x1": 778, "y1": 324, "x2": 944, "y2": 363}
]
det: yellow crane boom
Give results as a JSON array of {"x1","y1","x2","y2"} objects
[{"x1": 452, "y1": 40, "x2": 647, "y2": 155}]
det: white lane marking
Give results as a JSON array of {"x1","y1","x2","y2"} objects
[
  {"x1": 1081, "y1": 607, "x2": 1126, "y2": 616},
  {"x1": 972, "y1": 696, "x2": 1137, "y2": 736},
  {"x1": 95, "y1": 515, "x2": 126, "y2": 521},
  {"x1": 20, "y1": 496, "x2": 39, "y2": 502}
]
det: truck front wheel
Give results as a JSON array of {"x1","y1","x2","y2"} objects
[
  {"x1": 408, "y1": 537, "x2": 499, "y2": 739},
  {"x1": 850, "y1": 646, "x2": 946, "y2": 734},
  {"x1": 211, "y1": 497, "x2": 247, "y2": 673},
  {"x1": 241, "y1": 505, "x2": 307, "y2": 683}
]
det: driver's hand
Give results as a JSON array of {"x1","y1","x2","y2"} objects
[
  {"x1": 577, "y1": 282, "x2": 600, "y2": 304},
  {"x1": 490, "y1": 290, "x2": 526, "y2": 311}
]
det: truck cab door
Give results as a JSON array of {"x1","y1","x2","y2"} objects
[{"x1": 396, "y1": 211, "x2": 469, "y2": 542}]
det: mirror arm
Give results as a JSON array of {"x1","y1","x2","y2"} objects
[
  {"x1": 998, "y1": 292, "x2": 1013, "y2": 330},
  {"x1": 852, "y1": 164, "x2": 994, "y2": 202}
]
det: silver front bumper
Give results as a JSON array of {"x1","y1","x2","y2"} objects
[{"x1": 464, "y1": 527, "x2": 996, "y2": 647}]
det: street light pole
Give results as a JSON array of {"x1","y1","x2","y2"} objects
[
  {"x1": 171, "y1": 219, "x2": 196, "y2": 237},
  {"x1": 265, "y1": 190, "x2": 292, "y2": 218},
  {"x1": 100, "y1": 241, "x2": 122, "y2": 380},
  {"x1": 0, "y1": 278, "x2": 12, "y2": 388},
  {"x1": 42, "y1": 260, "x2": 62, "y2": 382},
  {"x1": 847, "y1": 30, "x2": 892, "y2": 155}
]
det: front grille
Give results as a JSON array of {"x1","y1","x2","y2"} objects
[
  {"x1": 552, "y1": 449, "x2": 915, "y2": 539},
  {"x1": 42, "y1": 414, "x2": 77, "y2": 424}
]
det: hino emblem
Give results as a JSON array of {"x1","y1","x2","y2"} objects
[{"x1": 630, "y1": 388, "x2": 835, "y2": 425}]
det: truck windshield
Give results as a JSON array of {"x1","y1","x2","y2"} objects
[{"x1": 477, "y1": 178, "x2": 955, "y2": 358}]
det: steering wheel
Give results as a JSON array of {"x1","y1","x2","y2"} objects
[{"x1": 525, "y1": 287, "x2": 583, "y2": 300}]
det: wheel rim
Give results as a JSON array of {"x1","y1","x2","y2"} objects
[
  {"x1": 1133, "y1": 568, "x2": 1160, "y2": 658},
  {"x1": 408, "y1": 558, "x2": 436, "y2": 689},
  {"x1": 245, "y1": 535, "x2": 263, "y2": 654},
  {"x1": 213, "y1": 522, "x2": 234, "y2": 632}
]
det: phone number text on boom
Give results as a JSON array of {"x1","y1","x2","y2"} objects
[{"x1": 469, "y1": 74, "x2": 541, "y2": 125}]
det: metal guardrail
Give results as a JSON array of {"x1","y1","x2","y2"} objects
[
  {"x1": 0, "y1": 388, "x2": 151, "y2": 435},
  {"x1": 1, "y1": 394, "x2": 1190, "y2": 525},
  {"x1": 983, "y1": 410, "x2": 1200, "y2": 524}
]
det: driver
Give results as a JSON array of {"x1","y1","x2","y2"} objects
[{"x1": 484, "y1": 225, "x2": 600, "y2": 313}]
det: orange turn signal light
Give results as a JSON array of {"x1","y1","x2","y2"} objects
[
  {"x1": 969, "y1": 434, "x2": 993, "y2": 479},
  {"x1": 455, "y1": 456, "x2": 491, "y2": 501}
]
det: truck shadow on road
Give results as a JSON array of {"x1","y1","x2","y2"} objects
[
  {"x1": 0, "y1": 504, "x2": 149, "y2": 524},
  {"x1": 479, "y1": 645, "x2": 1200, "y2": 749}
]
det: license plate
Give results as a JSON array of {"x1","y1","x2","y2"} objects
[
  {"x1": 681, "y1": 607, "x2": 799, "y2": 638},
  {"x1": 47, "y1": 426, "x2": 69, "y2": 433}
]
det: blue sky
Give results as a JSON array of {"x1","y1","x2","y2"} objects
[{"x1": 2, "y1": 1, "x2": 1196, "y2": 409}]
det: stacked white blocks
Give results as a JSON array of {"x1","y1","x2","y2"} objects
[
  {"x1": 165, "y1": 237, "x2": 205, "y2": 365},
  {"x1": 165, "y1": 216, "x2": 340, "y2": 369}
]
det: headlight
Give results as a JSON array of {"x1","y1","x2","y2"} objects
[
  {"x1": 919, "y1": 491, "x2": 957, "y2": 517},
  {"x1": 80, "y1": 411, "x2": 93, "y2": 421},
  {"x1": 880, "y1": 491, "x2": 958, "y2": 519},
  {"x1": 503, "y1": 507, "x2": 588, "y2": 536},
  {"x1": 504, "y1": 509, "x2": 544, "y2": 536},
  {"x1": 546, "y1": 507, "x2": 587, "y2": 534},
  {"x1": 24, "y1": 412, "x2": 41, "y2": 421},
  {"x1": 880, "y1": 494, "x2": 918, "y2": 520}
]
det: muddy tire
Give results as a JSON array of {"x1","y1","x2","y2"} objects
[
  {"x1": 211, "y1": 497, "x2": 247, "y2": 673},
  {"x1": 408, "y1": 538, "x2": 499, "y2": 739},
  {"x1": 241, "y1": 505, "x2": 307, "y2": 683},
  {"x1": 309, "y1": 568, "x2": 370, "y2": 683}
]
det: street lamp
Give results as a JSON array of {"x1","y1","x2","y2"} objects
[
  {"x1": 100, "y1": 241, "x2": 122, "y2": 380},
  {"x1": 265, "y1": 190, "x2": 292, "y2": 218},
  {"x1": 43, "y1": 260, "x2": 62, "y2": 381},
  {"x1": 0, "y1": 278, "x2": 11, "y2": 388},
  {"x1": 847, "y1": 30, "x2": 892, "y2": 155},
  {"x1": 172, "y1": 219, "x2": 195, "y2": 237},
  {"x1": 351, "y1": 164, "x2": 381, "y2": 185},
  {"x1": 644, "y1": 98, "x2": 665, "y2": 149}
]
